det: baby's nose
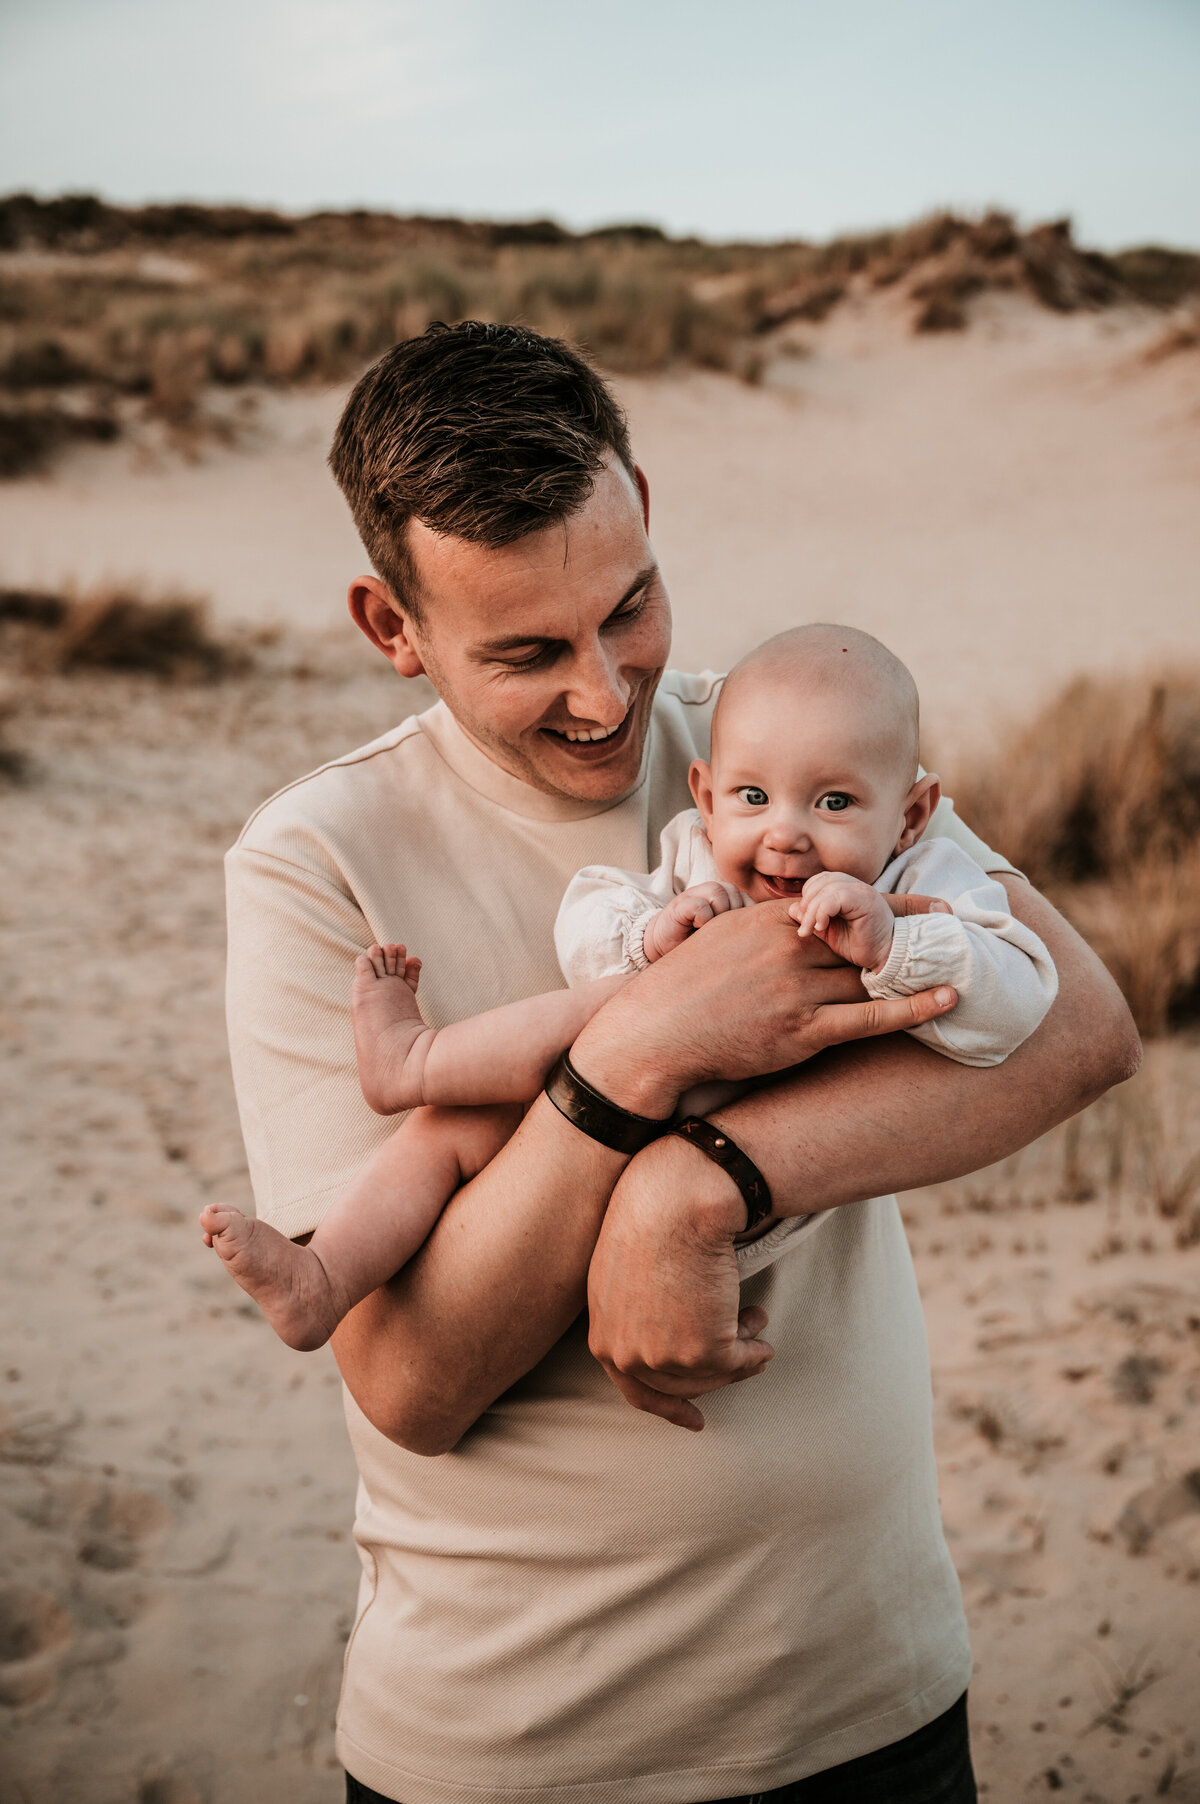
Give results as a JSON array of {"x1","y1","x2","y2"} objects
[{"x1": 764, "y1": 821, "x2": 810, "y2": 852}]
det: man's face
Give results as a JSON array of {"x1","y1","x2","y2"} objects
[{"x1": 378, "y1": 460, "x2": 672, "y2": 803}]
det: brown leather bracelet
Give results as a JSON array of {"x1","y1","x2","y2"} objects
[
  {"x1": 544, "y1": 1052, "x2": 673, "y2": 1154},
  {"x1": 666, "y1": 1117, "x2": 774, "y2": 1234}
]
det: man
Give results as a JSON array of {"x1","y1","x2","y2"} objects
[{"x1": 225, "y1": 323, "x2": 1138, "y2": 1803}]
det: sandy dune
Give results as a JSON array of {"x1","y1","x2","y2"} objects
[
  {"x1": 3, "y1": 303, "x2": 1200, "y2": 1800},
  {"x1": 2, "y1": 293, "x2": 1199, "y2": 750}
]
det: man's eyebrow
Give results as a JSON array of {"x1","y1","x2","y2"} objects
[{"x1": 474, "y1": 565, "x2": 659, "y2": 655}]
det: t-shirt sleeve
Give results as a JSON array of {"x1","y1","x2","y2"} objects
[
  {"x1": 923, "y1": 793, "x2": 1021, "y2": 878},
  {"x1": 225, "y1": 840, "x2": 396, "y2": 1239}
]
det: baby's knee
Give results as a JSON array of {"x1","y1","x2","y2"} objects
[{"x1": 401, "y1": 1102, "x2": 518, "y2": 1170}]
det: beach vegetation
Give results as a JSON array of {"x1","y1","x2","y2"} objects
[
  {"x1": 2, "y1": 197, "x2": 1198, "y2": 474},
  {"x1": 951, "y1": 671, "x2": 1200, "y2": 1037}
]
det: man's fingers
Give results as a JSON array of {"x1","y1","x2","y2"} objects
[
  {"x1": 816, "y1": 985, "x2": 957, "y2": 1045},
  {"x1": 606, "y1": 1369, "x2": 706, "y2": 1431},
  {"x1": 886, "y1": 892, "x2": 953, "y2": 916},
  {"x1": 737, "y1": 1305, "x2": 769, "y2": 1339}
]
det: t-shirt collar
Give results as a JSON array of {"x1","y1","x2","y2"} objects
[{"x1": 417, "y1": 701, "x2": 651, "y2": 822}]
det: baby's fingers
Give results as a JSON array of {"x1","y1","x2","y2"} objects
[{"x1": 796, "y1": 900, "x2": 829, "y2": 939}]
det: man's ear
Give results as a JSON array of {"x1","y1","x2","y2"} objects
[
  {"x1": 348, "y1": 575, "x2": 426, "y2": 678},
  {"x1": 633, "y1": 464, "x2": 650, "y2": 530},
  {"x1": 688, "y1": 758, "x2": 714, "y2": 825},
  {"x1": 895, "y1": 773, "x2": 941, "y2": 854}
]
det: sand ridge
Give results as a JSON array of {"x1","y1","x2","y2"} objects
[
  {"x1": 1, "y1": 295, "x2": 1198, "y2": 754},
  {"x1": 3, "y1": 302, "x2": 1200, "y2": 1797}
]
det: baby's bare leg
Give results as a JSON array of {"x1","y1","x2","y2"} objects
[
  {"x1": 354, "y1": 945, "x2": 628, "y2": 1114},
  {"x1": 200, "y1": 1102, "x2": 521, "y2": 1351}
]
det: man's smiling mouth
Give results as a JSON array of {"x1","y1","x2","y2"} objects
[{"x1": 542, "y1": 711, "x2": 635, "y2": 757}]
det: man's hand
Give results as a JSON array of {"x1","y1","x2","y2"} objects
[
  {"x1": 581, "y1": 891, "x2": 961, "y2": 1429},
  {"x1": 641, "y1": 880, "x2": 747, "y2": 963},
  {"x1": 569, "y1": 893, "x2": 959, "y2": 1119},
  {"x1": 790, "y1": 871, "x2": 911, "y2": 972},
  {"x1": 587, "y1": 1133, "x2": 769, "y2": 1431}
]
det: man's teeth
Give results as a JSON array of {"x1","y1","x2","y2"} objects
[{"x1": 561, "y1": 723, "x2": 620, "y2": 742}]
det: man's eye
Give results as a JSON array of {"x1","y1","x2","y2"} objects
[
  {"x1": 606, "y1": 596, "x2": 646, "y2": 630},
  {"x1": 817, "y1": 793, "x2": 853, "y2": 813},
  {"x1": 497, "y1": 647, "x2": 551, "y2": 672},
  {"x1": 736, "y1": 786, "x2": 770, "y2": 807}
]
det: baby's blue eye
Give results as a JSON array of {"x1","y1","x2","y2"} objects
[
  {"x1": 818, "y1": 793, "x2": 853, "y2": 813},
  {"x1": 736, "y1": 786, "x2": 770, "y2": 808}
]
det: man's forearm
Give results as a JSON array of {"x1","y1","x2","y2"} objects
[
  {"x1": 585, "y1": 881, "x2": 1141, "y2": 1425},
  {"x1": 330, "y1": 1093, "x2": 636, "y2": 1455},
  {"x1": 709, "y1": 878, "x2": 1140, "y2": 1216},
  {"x1": 331, "y1": 886, "x2": 1096, "y2": 1450}
]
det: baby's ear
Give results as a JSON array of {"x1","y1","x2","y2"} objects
[
  {"x1": 688, "y1": 759, "x2": 714, "y2": 824},
  {"x1": 895, "y1": 773, "x2": 941, "y2": 854}
]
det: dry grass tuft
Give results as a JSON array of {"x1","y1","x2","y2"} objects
[
  {"x1": 0, "y1": 686, "x2": 25, "y2": 781},
  {"x1": 2, "y1": 197, "x2": 1197, "y2": 471},
  {"x1": 0, "y1": 582, "x2": 245, "y2": 681},
  {"x1": 0, "y1": 401, "x2": 119, "y2": 477},
  {"x1": 1143, "y1": 305, "x2": 1200, "y2": 366},
  {"x1": 950, "y1": 671, "x2": 1200, "y2": 1035}
]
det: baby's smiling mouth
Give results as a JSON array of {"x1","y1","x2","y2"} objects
[{"x1": 755, "y1": 870, "x2": 811, "y2": 898}]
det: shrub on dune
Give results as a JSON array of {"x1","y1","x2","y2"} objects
[
  {"x1": 952, "y1": 672, "x2": 1200, "y2": 1035},
  {"x1": 0, "y1": 581, "x2": 244, "y2": 681}
]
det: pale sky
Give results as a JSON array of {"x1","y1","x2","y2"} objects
[{"x1": 1, "y1": 0, "x2": 1198, "y2": 248}]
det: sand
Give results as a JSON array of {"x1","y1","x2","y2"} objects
[
  {"x1": 2, "y1": 298, "x2": 1200, "y2": 1801},
  {"x1": 2, "y1": 291, "x2": 1199, "y2": 751}
]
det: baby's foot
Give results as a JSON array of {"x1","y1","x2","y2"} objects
[
  {"x1": 200, "y1": 1205, "x2": 341, "y2": 1351},
  {"x1": 351, "y1": 943, "x2": 428, "y2": 1114}
]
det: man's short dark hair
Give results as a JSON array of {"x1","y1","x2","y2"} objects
[{"x1": 329, "y1": 322, "x2": 636, "y2": 618}]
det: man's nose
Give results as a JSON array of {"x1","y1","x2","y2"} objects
[{"x1": 563, "y1": 643, "x2": 630, "y2": 726}]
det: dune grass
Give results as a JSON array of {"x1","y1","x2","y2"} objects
[
  {"x1": 0, "y1": 581, "x2": 244, "y2": 680},
  {"x1": 2, "y1": 197, "x2": 1198, "y2": 473},
  {"x1": 949, "y1": 671, "x2": 1200, "y2": 1036}
]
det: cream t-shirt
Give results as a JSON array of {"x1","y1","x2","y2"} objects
[{"x1": 225, "y1": 672, "x2": 1012, "y2": 1803}]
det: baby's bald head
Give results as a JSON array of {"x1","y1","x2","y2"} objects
[{"x1": 713, "y1": 623, "x2": 920, "y2": 782}]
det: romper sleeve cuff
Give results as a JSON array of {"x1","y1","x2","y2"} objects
[
  {"x1": 624, "y1": 907, "x2": 661, "y2": 972},
  {"x1": 861, "y1": 917, "x2": 911, "y2": 997}
]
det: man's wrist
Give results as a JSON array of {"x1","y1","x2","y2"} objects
[
  {"x1": 624, "y1": 1132, "x2": 749, "y2": 1244},
  {"x1": 567, "y1": 1037, "x2": 680, "y2": 1119},
  {"x1": 569, "y1": 996, "x2": 687, "y2": 1118}
]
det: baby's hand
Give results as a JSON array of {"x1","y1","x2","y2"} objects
[
  {"x1": 788, "y1": 871, "x2": 896, "y2": 973},
  {"x1": 641, "y1": 881, "x2": 746, "y2": 963}
]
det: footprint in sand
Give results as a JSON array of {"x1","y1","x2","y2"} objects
[
  {"x1": 2, "y1": 1466, "x2": 188, "y2": 1715},
  {"x1": 1116, "y1": 1467, "x2": 1200, "y2": 1555},
  {"x1": 20, "y1": 1470, "x2": 172, "y2": 1571},
  {"x1": 138, "y1": 1774, "x2": 205, "y2": 1804},
  {"x1": 0, "y1": 1583, "x2": 74, "y2": 1705},
  {"x1": 78, "y1": 1479, "x2": 173, "y2": 1572}
]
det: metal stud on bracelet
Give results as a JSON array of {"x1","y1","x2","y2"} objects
[{"x1": 666, "y1": 1117, "x2": 774, "y2": 1234}]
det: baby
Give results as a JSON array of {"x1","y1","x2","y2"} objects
[{"x1": 202, "y1": 624, "x2": 1057, "y2": 1351}]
